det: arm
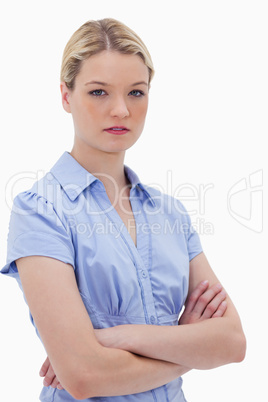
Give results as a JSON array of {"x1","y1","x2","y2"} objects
[
  {"x1": 40, "y1": 277, "x2": 227, "y2": 390},
  {"x1": 95, "y1": 252, "x2": 246, "y2": 370},
  {"x1": 16, "y1": 256, "x2": 186, "y2": 399}
]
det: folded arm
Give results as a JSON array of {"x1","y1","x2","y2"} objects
[
  {"x1": 95, "y1": 253, "x2": 246, "y2": 370},
  {"x1": 40, "y1": 253, "x2": 231, "y2": 390},
  {"x1": 16, "y1": 256, "x2": 188, "y2": 400}
]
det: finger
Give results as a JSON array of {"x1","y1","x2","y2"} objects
[
  {"x1": 193, "y1": 283, "x2": 223, "y2": 316},
  {"x1": 202, "y1": 290, "x2": 227, "y2": 319},
  {"x1": 39, "y1": 357, "x2": 50, "y2": 377},
  {"x1": 184, "y1": 280, "x2": 209, "y2": 314},
  {"x1": 212, "y1": 300, "x2": 228, "y2": 318},
  {"x1": 50, "y1": 376, "x2": 59, "y2": 389},
  {"x1": 43, "y1": 363, "x2": 57, "y2": 387},
  {"x1": 50, "y1": 376, "x2": 63, "y2": 389}
]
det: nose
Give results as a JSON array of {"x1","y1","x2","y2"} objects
[{"x1": 110, "y1": 96, "x2": 130, "y2": 119}]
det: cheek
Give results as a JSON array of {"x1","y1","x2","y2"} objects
[
  {"x1": 131, "y1": 98, "x2": 148, "y2": 116},
  {"x1": 79, "y1": 101, "x2": 103, "y2": 123},
  {"x1": 136, "y1": 102, "x2": 148, "y2": 122}
]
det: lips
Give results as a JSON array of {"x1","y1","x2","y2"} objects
[{"x1": 104, "y1": 126, "x2": 130, "y2": 135}]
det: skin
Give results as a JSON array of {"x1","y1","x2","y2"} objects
[
  {"x1": 16, "y1": 50, "x2": 246, "y2": 398},
  {"x1": 92, "y1": 253, "x2": 246, "y2": 371},
  {"x1": 40, "y1": 279, "x2": 228, "y2": 390},
  {"x1": 61, "y1": 50, "x2": 150, "y2": 196}
]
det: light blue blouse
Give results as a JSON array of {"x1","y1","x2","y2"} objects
[{"x1": 1, "y1": 151, "x2": 203, "y2": 402}]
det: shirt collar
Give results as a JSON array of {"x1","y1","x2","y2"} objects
[{"x1": 49, "y1": 151, "x2": 156, "y2": 207}]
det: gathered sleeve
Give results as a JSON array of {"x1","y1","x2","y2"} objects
[{"x1": 1, "y1": 191, "x2": 75, "y2": 279}]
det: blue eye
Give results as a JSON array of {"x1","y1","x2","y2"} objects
[
  {"x1": 89, "y1": 89, "x2": 145, "y2": 97},
  {"x1": 90, "y1": 89, "x2": 106, "y2": 96},
  {"x1": 129, "y1": 90, "x2": 144, "y2": 97}
]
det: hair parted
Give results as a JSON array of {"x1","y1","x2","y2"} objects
[{"x1": 60, "y1": 18, "x2": 155, "y2": 90}]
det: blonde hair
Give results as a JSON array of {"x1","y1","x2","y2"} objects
[{"x1": 61, "y1": 18, "x2": 155, "y2": 89}]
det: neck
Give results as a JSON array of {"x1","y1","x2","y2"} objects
[{"x1": 69, "y1": 142, "x2": 130, "y2": 195}]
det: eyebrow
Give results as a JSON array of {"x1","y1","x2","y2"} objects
[{"x1": 85, "y1": 80, "x2": 148, "y2": 87}]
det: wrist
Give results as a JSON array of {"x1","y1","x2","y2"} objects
[{"x1": 118, "y1": 325, "x2": 135, "y2": 351}]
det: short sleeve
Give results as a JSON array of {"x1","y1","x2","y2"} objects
[
  {"x1": 177, "y1": 199, "x2": 203, "y2": 261},
  {"x1": 1, "y1": 191, "x2": 75, "y2": 279}
]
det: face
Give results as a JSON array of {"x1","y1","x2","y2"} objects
[{"x1": 61, "y1": 51, "x2": 150, "y2": 155}]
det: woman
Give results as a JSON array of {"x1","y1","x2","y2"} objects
[{"x1": 1, "y1": 18, "x2": 246, "y2": 401}]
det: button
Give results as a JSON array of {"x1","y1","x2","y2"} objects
[
  {"x1": 150, "y1": 316, "x2": 156, "y2": 324},
  {"x1": 141, "y1": 270, "x2": 147, "y2": 278}
]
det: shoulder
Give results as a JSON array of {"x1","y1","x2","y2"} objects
[
  {"x1": 10, "y1": 172, "x2": 72, "y2": 238},
  {"x1": 12, "y1": 172, "x2": 68, "y2": 217},
  {"x1": 6, "y1": 175, "x2": 75, "y2": 270}
]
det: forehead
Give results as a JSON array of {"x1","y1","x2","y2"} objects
[{"x1": 77, "y1": 51, "x2": 149, "y2": 85}]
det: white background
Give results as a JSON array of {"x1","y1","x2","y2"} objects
[{"x1": 0, "y1": 1, "x2": 267, "y2": 401}]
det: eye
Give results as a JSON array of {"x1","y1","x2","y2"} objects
[
  {"x1": 129, "y1": 90, "x2": 145, "y2": 97},
  {"x1": 89, "y1": 89, "x2": 106, "y2": 97}
]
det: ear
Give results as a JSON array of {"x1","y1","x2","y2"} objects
[{"x1": 60, "y1": 82, "x2": 72, "y2": 113}]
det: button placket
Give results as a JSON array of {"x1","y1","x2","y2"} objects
[
  {"x1": 141, "y1": 270, "x2": 147, "y2": 278},
  {"x1": 150, "y1": 315, "x2": 156, "y2": 324},
  {"x1": 129, "y1": 188, "x2": 159, "y2": 326},
  {"x1": 92, "y1": 186, "x2": 159, "y2": 326}
]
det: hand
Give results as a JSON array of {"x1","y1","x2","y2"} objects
[
  {"x1": 179, "y1": 280, "x2": 227, "y2": 325},
  {"x1": 39, "y1": 356, "x2": 64, "y2": 390}
]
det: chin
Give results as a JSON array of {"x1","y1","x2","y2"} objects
[{"x1": 104, "y1": 138, "x2": 140, "y2": 153}]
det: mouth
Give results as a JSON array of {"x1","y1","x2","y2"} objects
[{"x1": 104, "y1": 126, "x2": 130, "y2": 135}]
